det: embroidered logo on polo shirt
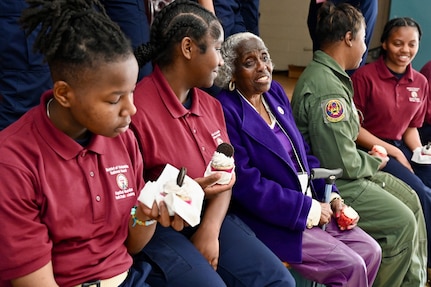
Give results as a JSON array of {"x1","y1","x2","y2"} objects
[
  {"x1": 322, "y1": 99, "x2": 346, "y2": 123},
  {"x1": 407, "y1": 87, "x2": 421, "y2": 103},
  {"x1": 105, "y1": 164, "x2": 136, "y2": 200},
  {"x1": 117, "y1": 173, "x2": 128, "y2": 190}
]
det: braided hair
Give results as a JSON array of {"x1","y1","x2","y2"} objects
[
  {"x1": 134, "y1": 0, "x2": 222, "y2": 68},
  {"x1": 316, "y1": 2, "x2": 364, "y2": 49},
  {"x1": 20, "y1": 0, "x2": 133, "y2": 83}
]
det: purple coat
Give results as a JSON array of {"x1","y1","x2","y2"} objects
[{"x1": 217, "y1": 81, "x2": 333, "y2": 263}]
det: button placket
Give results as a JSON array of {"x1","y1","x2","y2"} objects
[{"x1": 78, "y1": 151, "x2": 104, "y2": 222}]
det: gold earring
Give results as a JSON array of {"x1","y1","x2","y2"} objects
[{"x1": 229, "y1": 81, "x2": 235, "y2": 91}]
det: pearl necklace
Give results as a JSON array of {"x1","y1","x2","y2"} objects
[{"x1": 46, "y1": 98, "x2": 53, "y2": 118}]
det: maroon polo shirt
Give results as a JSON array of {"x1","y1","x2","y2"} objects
[
  {"x1": 0, "y1": 91, "x2": 144, "y2": 286},
  {"x1": 132, "y1": 65, "x2": 230, "y2": 181},
  {"x1": 352, "y1": 56, "x2": 428, "y2": 140}
]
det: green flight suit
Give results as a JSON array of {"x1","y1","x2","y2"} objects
[{"x1": 291, "y1": 50, "x2": 427, "y2": 287}]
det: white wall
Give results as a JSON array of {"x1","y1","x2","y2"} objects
[
  {"x1": 259, "y1": 0, "x2": 390, "y2": 71},
  {"x1": 260, "y1": 0, "x2": 312, "y2": 71}
]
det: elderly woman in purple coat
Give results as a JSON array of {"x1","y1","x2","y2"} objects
[{"x1": 215, "y1": 32, "x2": 381, "y2": 287}]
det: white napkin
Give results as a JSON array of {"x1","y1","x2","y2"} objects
[
  {"x1": 138, "y1": 164, "x2": 204, "y2": 227},
  {"x1": 411, "y1": 146, "x2": 431, "y2": 164}
]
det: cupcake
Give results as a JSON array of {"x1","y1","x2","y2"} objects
[
  {"x1": 204, "y1": 142, "x2": 235, "y2": 184},
  {"x1": 138, "y1": 164, "x2": 204, "y2": 227},
  {"x1": 422, "y1": 143, "x2": 431, "y2": 155},
  {"x1": 371, "y1": 144, "x2": 387, "y2": 157},
  {"x1": 161, "y1": 181, "x2": 192, "y2": 205},
  {"x1": 161, "y1": 167, "x2": 192, "y2": 205},
  {"x1": 337, "y1": 205, "x2": 359, "y2": 230}
]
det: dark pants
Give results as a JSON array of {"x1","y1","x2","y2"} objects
[
  {"x1": 419, "y1": 122, "x2": 431, "y2": 145},
  {"x1": 387, "y1": 139, "x2": 431, "y2": 189},
  {"x1": 139, "y1": 214, "x2": 295, "y2": 287},
  {"x1": 120, "y1": 260, "x2": 152, "y2": 287}
]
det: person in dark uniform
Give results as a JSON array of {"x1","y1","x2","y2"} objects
[
  {"x1": 0, "y1": 0, "x2": 52, "y2": 130},
  {"x1": 213, "y1": 0, "x2": 260, "y2": 37},
  {"x1": 101, "y1": 0, "x2": 153, "y2": 80}
]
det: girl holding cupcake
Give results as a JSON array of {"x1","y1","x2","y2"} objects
[{"x1": 130, "y1": 1, "x2": 295, "y2": 286}]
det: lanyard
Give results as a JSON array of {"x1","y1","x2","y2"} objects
[
  {"x1": 239, "y1": 91, "x2": 311, "y2": 195},
  {"x1": 261, "y1": 97, "x2": 312, "y2": 195},
  {"x1": 261, "y1": 97, "x2": 306, "y2": 174}
]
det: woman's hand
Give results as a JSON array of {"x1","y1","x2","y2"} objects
[
  {"x1": 330, "y1": 197, "x2": 344, "y2": 218},
  {"x1": 337, "y1": 205, "x2": 359, "y2": 231},
  {"x1": 338, "y1": 212, "x2": 359, "y2": 230},
  {"x1": 319, "y1": 202, "x2": 333, "y2": 226},
  {"x1": 190, "y1": 225, "x2": 220, "y2": 271},
  {"x1": 194, "y1": 172, "x2": 236, "y2": 198},
  {"x1": 368, "y1": 149, "x2": 390, "y2": 169},
  {"x1": 140, "y1": 201, "x2": 186, "y2": 231},
  {"x1": 330, "y1": 198, "x2": 359, "y2": 230}
]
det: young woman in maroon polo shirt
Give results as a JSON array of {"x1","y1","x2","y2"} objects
[
  {"x1": 131, "y1": 1, "x2": 295, "y2": 286},
  {"x1": 352, "y1": 17, "x2": 431, "y2": 283},
  {"x1": 0, "y1": 0, "x2": 179, "y2": 286}
]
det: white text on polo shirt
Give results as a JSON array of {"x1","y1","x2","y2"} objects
[{"x1": 106, "y1": 164, "x2": 130, "y2": 175}]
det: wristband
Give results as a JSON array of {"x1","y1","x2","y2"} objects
[{"x1": 130, "y1": 206, "x2": 156, "y2": 227}]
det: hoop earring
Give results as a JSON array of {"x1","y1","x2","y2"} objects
[{"x1": 229, "y1": 81, "x2": 235, "y2": 91}]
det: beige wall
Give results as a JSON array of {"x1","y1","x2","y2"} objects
[{"x1": 259, "y1": 0, "x2": 390, "y2": 71}]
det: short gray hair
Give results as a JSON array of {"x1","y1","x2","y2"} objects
[{"x1": 215, "y1": 32, "x2": 268, "y2": 89}]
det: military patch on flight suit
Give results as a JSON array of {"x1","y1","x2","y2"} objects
[{"x1": 321, "y1": 98, "x2": 348, "y2": 123}]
